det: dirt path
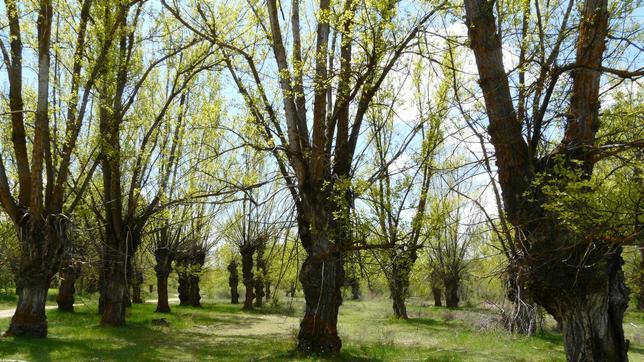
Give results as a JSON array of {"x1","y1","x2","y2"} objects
[
  {"x1": 0, "y1": 305, "x2": 59, "y2": 319},
  {"x1": 0, "y1": 298, "x2": 180, "y2": 319}
]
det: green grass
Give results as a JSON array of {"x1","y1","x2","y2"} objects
[{"x1": 0, "y1": 298, "x2": 642, "y2": 361}]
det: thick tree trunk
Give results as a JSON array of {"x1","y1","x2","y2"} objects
[
  {"x1": 155, "y1": 248, "x2": 173, "y2": 313},
  {"x1": 241, "y1": 247, "x2": 255, "y2": 310},
  {"x1": 432, "y1": 287, "x2": 442, "y2": 307},
  {"x1": 254, "y1": 244, "x2": 266, "y2": 307},
  {"x1": 176, "y1": 250, "x2": 204, "y2": 307},
  {"x1": 444, "y1": 277, "x2": 459, "y2": 308},
  {"x1": 99, "y1": 248, "x2": 127, "y2": 326},
  {"x1": 297, "y1": 218, "x2": 344, "y2": 354},
  {"x1": 265, "y1": 281, "x2": 271, "y2": 301},
  {"x1": 156, "y1": 274, "x2": 170, "y2": 313},
  {"x1": 186, "y1": 274, "x2": 202, "y2": 307},
  {"x1": 539, "y1": 247, "x2": 629, "y2": 361},
  {"x1": 57, "y1": 261, "x2": 81, "y2": 312},
  {"x1": 388, "y1": 252, "x2": 413, "y2": 318},
  {"x1": 7, "y1": 216, "x2": 70, "y2": 337},
  {"x1": 298, "y1": 249, "x2": 344, "y2": 354},
  {"x1": 6, "y1": 282, "x2": 49, "y2": 337},
  {"x1": 228, "y1": 260, "x2": 239, "y2": 304},
  {"x1": 390, "y1": 282, "x2": 408, "y2": 319},
  {"x1": 177, "y1": 272, "x2": 189, "y2": 306}
]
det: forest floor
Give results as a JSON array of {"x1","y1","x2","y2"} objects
[{"x1": 0, "y1": 296, "x2": 642, "y2": 361}]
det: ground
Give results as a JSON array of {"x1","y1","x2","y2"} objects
[{"x1": 0, "y1": 296, "x2": 642, "y2": 361}]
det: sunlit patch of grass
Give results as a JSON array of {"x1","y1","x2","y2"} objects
[{"x1": 0, "y1": 298, "x2": 642, "y2": 361}]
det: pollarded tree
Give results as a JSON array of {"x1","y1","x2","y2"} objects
[
  {"x1": 94, "y1": 1, "x2": 218, "y2": 325},
  {"x1": 0, "y1": 0, "x2": 127, "y2": 337},
  {"x1": 362, "y1": 51, "x2": 449, "y2": 318},
  {"x1": 163, "y1": 0, "x2": 446, "y2": 352},
  {"x1": 463, "y1": 0, "x2": 642, "y2": 358}
]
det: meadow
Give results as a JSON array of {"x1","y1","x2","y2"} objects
[{"x1": 1, "y1": 296, "x2": 642, "y2": 361}]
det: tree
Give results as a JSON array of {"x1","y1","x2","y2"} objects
[
  {"x1": 162, "y1": 0, "x2": 445, "y2": 352},
  {"x1": 0, "y1": 0, "x2": 119, "y2": 337},
  {"x1": 463, "y1": 0, "x2": 641, "y2": 358}
]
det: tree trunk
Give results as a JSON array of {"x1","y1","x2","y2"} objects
[
  {"x1": 390, "y1": 281, "x2": 408, "y2": 319},
  {"x1": 254, "y1": 244, "x2": 266, "y2": 307},
  {"x1": 432, "y1": 287, "x2": 442, "y2": 307},
  {"x1": 177, "y1": 272, "x2": 189, "y2": 306},
  {"x1": 505, "y1": 273, "x2": 536, "y2": 335},
  {"x1": 228, "y1": 260, "x2": 239, "y2": 304},
  {"x1": 130, "y1": 266, "x2": 144, "y2": 304},
  {"x1": 7, "y1": 216, "x2": 70, "y2": 337},
  {"x1": 297, "y1": 250, "x2": 344, "y2": 354},
  {"x1": 388, "y1": 251, "x2": 412, "y2": 318},
  {"x1": 57, "y1": 260, "x2": 81, "y2": 312},
  {"x1": 265, "y1": 281, "x2": 271, "y2": 301},
  {"x1": 156, "y1": 273, "x2": 170, "y2": 313},
  {"x1": 444, "y1": 277, "x2": 459, "y2": 308},
  {"x1": 187, "y1": 274, "x2": 202, "y2": 307},
  {"x1": 6, "y1": 282, "x2": 49, "y2": 337},
  {"x1": 349, "y1": 279, "x2": 360, "y2": 301},
  {"x1": 99, "y1": 247, "x2": 127, "y2": 326},
  {"x1": 155, "y1": 248, "x2": 173, "y2": 313},
  {"x1": 540, "y1": 247, "x2": 629, "y2": 361},
  {"x1": 241, "y1": 247, "x2": 255, "y2": 310}
]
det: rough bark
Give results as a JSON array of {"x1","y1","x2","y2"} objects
[
  {"x1": 347, "y1": 278, "x2": 361, "y2": 301},
  {"x1": 154, "y1": 247, "x2": 173, "y2": 313},
  {"x1": 99, "y1": 247, "x2": 128, "y2": 326},
  {"x1": 388, "y1": 250, "x2": 415, "y2": 318},
  {"x1": 254, "y1": 244, "x2": 266, "y2": 307},
  {"x1": 57, "y1": 258, "x2": 81, "y2": 312},
  {"x1": 432, "y1": 287, "x2": 442, "y2": 307},
  {"x1": 7, "y1": 215, "x2": 71, "y2": 337},
  {"x1": 444, "y1": 276, "x2": 459, "y2": 309},
  {"x1": 176, "y1": 249, "x2": 205, "y2": 307},
  {"x1": 240, "y1": 247, "x2": 255, "y2": 310},
  {"x1": 296, "y1": 213, "x2": 344, "y2": 354},
  {"x1": 228, "y1": 260, "x2": 239, "y2": 304},
  {"x1": 534, "y1": 245, "x2": 629, "y2": 361},
  {"x1": 463, "y1": 0, "x2": 628, "y2": 359}
]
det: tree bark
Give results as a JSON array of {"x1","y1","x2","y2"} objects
[
  {"x1": 240, "y1": 247, "x2": 255, "y2": 310},
  {"x1": 432, "y1": 287, "x2": 442, "y2": 307},
  {"x1": 99, "y1": 245, "x2": 128, "y2": 326},
  {"x1": 155, "y1": 247, "x2": 173, "y2": 313},
  {"x1": 254, "y1": 244, "x2": 266, "y2": 307},
  {"x1": 177, "y1": 250, "x2": 204, "y2": 307},
  {"x1": 296, "y1": 215, "x2": 344, "y2": 354},
  {"x1": 537, "y1": 246, "x2": 629, "y2": 361},
  {"x1": 348, "y1": 278, "x2": 360, "y2": 301},
  {"x1": 57, "y1": 259, "x2": 81, "y2": 312},
  {"x1": 7, "y1": 281, "x2": 49, "y2": 337},
  {"x1": 130, "y1": 268, "x2": 143, "y2": 304},
  {"x1": 7, "y1": 215, "x2": 70, "y2": 337},
  {"x1": 228, "y1": 260, "x2": 239, "y2": 304},
  {"x1": 444, "y1": 276, "x2": 459, "y2": 308}
]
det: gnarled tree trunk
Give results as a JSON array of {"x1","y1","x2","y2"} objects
[
  {"x1": 240, "y1": 246, "x2": 255, "y2": 310},
  {"x1": 432, "y1": 287, "x2": 442, "y2": 307},
  {"x1": 7, "y1": 215, "x2": 71, "y2": 337},
  {"x1": 444, "y1": 276, "x2": 459, "y2": 308},
  {"x1": 228, "y1": 260, "x2": 239, "y2": 304},
  {"x1": 177, "y1": 249, "x2": 205, "y2": 307},
  {"x1": 154, "y1": 247, "x2": 173, "y2": 313},
  {"x1": 57, "y1": 257, "x2": 81, "y2": 312},
  {"x1": 254, "y1": 244, "x2": 266, "y2": 307},
  {"x1": 297, "y1": 212, "x2": 344, "y2": 354},
  {"x1": 99, "y1": 245, "x2": 128, "y2": 326},
  {"x1": 535, "y1": 245, "x2": 628, "y2": 361}
]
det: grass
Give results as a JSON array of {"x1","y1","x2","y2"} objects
[{"x1": 0, "y1": 297, "x2": 641, "y2": 361}]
